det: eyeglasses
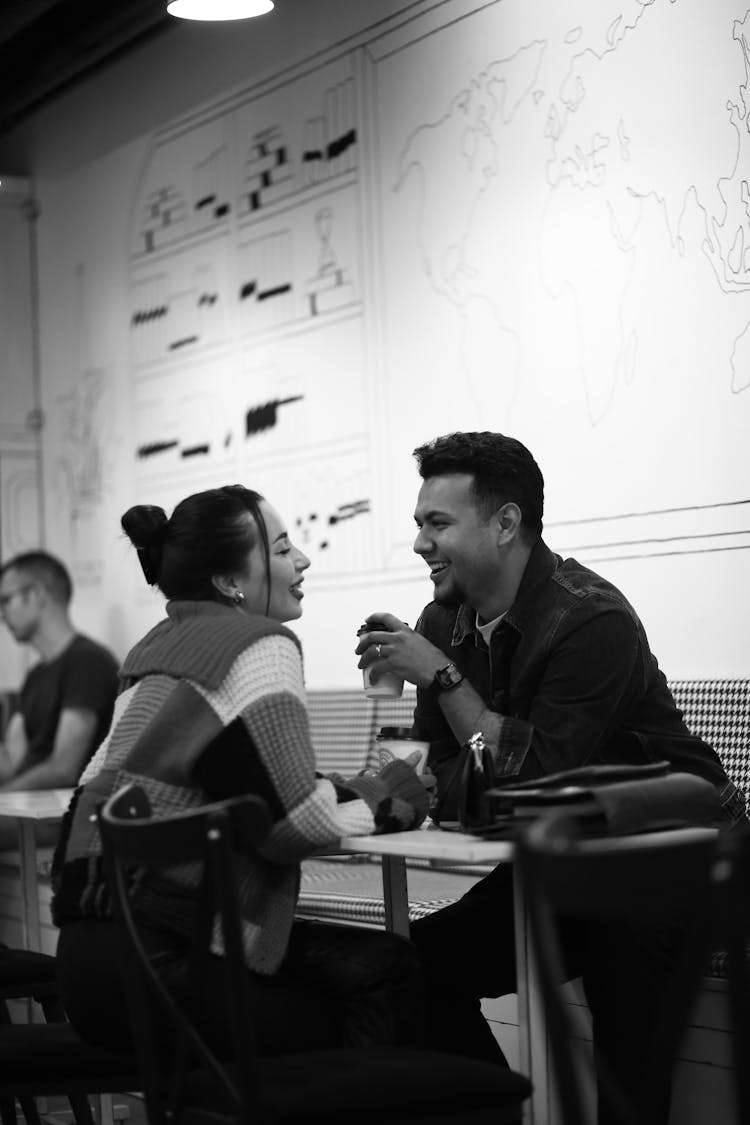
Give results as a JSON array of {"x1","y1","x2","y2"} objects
[{"x1": 0, "y1": 584, "x2": 33, "y2": 612}]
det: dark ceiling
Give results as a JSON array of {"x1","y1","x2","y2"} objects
[{"x1": 0, "y1": 0, "x2": 175, "y2": 136}]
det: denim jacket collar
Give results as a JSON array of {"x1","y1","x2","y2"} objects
[{"x1": 450, "y1": 537, "x2": 556, "y2": 648}]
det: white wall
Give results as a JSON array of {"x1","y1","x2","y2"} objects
[
  {"x1": 0, "y1": 177, "x2": 42, "y2": 687},
  {"x1": 1, "y1": 0, "x2": 748, "y2": 687}
]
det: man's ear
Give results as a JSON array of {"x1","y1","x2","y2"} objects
[
  {"x1": 494, "y1": 502, "x2": 522, "y2": 544},
  {"x1": 28, "y1": 582, "x2": 46, "y2": 608},
  {"x1": 210, "y1": 573, "x2": 236, "y2": 601}
]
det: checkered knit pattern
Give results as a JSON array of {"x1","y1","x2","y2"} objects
[
  {"x1": 670, "y1": 680, "x2": 750, "y2": 793},
  {"x1": 53, "y1": 600, "x2": 412, "y2": 974}
]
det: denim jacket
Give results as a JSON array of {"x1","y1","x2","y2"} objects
[{"x1": 413, "y1": 538, "x2": 743, "y2": 824}]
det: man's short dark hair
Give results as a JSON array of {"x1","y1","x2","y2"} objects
[
  {"x1": 413, "y1": 431, "x2": 544, "y2": 538},
  {"x1": 0, "y1": 551, "x2": 73, "y2": 606}
]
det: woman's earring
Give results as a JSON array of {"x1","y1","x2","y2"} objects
[{"x1": 233, "y1": 589, "x2": 245, "y2": 605}]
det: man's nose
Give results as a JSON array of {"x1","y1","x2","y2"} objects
[{"x1": 413, "y1": 527, "x2": 430, "y2": 556}]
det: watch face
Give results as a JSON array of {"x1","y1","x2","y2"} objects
[{"x1": 436, "y1": 663, "x2": 463, "y2": 690}]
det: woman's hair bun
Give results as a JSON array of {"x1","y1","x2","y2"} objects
[{"x1": 121, "y1": 504, "x2": 169, "y2": 549}]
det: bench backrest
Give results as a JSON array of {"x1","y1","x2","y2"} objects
[
  {"x1": 306, "y1": 690, "x2": 377, "y2": 777},
  {"x1": 307, "y1": 680, "x2": 750, "y2": 792},
  {"x1": 307, "y1": 690, "x2": 416, "y2": 776},
  {"x1": 670, "y1": 679, "x2": 750, "y2": 793}
]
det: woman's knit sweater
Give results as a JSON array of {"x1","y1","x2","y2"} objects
[{"x1": 51, "y1": 600, "x2": 426, "y2": 973}]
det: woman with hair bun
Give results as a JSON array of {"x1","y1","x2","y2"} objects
[{"x1": 52, "y1": 485, "x2": 428, "y2": 1057}]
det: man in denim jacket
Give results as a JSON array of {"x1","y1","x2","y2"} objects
[{"x1": 356, "y1": 430, "x2": 744, "y2": 1125}]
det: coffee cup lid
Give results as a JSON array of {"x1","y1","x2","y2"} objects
[{"x1": 377, "y1": 726, "x2": 414, "y2": 739}]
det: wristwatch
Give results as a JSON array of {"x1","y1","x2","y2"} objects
[{"x1": 433, "y1": 662, "x2": 464, "y2": 692}]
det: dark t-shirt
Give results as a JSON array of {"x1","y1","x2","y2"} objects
[{"x1": 18, "y1": 634, "x2": 119, "y2": 776}]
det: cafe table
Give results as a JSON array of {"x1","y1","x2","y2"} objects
[
  {"x1": 0, "y1": 787, "x2": 73, "y2": 953},
  {"x1": 336, "y1": 825, "x2": 551, "y2": 1125},
  {"x1": 335, "y1": 823, "x2": 722, "y2": 1125}
]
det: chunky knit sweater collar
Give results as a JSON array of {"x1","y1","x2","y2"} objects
[{"x1": 120, "y1": 599, "x2": 302, "y2": 690}]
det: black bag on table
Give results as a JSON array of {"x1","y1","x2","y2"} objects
[{"x1": 445, "y1": 732, "x2": 721, "y2": 838}]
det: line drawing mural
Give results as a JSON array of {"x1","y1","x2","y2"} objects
[
  {"x1": 48, "y1": 262, "x2": 120, "y2": 585},
  {"x1": 306, "y1": 205, "x2": 355, "y2": 316},
  {"x1": 245, "y1": 395, "x2": 305, "y2": 437},
  {"x1": 302, "y1": 78, "x2": 357, "y2": 183},
  {"x1": 238, "y1": 229, "x2": 295, "y2": 332},
  {"x1": 370, "y1": 0, "x2": 750, "y2": 565},
  {"x1": 112, "y1": 1, "x2": 749, "y2": 598},
  {"x1": 240, "y1": 125, "x2": 295, "y2": 215}
]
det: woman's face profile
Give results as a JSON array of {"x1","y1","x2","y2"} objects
[{"x1": 235, "y1": 501, "x2": 311, "y2": 622}]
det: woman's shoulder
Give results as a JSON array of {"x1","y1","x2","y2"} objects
[
  {"x1": 221, "y1": 609, "x2": 302, "y2": 655},
  {"x1": 207, "y1": 624, "x2": 307, "y2": 712},
  {"x1": 122, "y1": 600, "x2": 302, "y2": 691}
]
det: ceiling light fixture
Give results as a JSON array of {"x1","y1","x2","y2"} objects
[{"x1": 167, "y1": 0, "x2": 274, "y2": 21}]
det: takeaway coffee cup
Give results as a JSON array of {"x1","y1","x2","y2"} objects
[
  {"x1": 363, "y1": 664, "x2": 404, "y2": 699},
  {"x1": 358, "y1": 618, "x2": 404, "y2": 698},
  {"x1": 376, "y1": 727, "x2": 429, "y2": 775}
]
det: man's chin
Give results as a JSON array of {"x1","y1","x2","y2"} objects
[{"x1": 432, "y1": 582, "x2": 463, "y2": 609}]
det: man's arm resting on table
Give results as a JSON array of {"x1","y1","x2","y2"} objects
[{"x1": 0, "y1": 707, "x2": 98, "y2": 791}]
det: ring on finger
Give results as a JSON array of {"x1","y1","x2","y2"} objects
[{"x1": 375, "y1": 643, "x2": 382, "y2": 658}]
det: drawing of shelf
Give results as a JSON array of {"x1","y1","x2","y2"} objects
[
  {"x1": 290, "y1": 465, "x2": 373, "y2": 575},
  {"x1": 244, "y1": 446, "x2": 373, "y2": 576},
  {"x1": 306, "y1": 204, "x2": 355, "y2": 315},
  {"x1": 238, "y1": 229, "x2": 294, "y2": 332},
  {"x1": 139, "y1": 184, "x2": 187, "y2": 253},
  {"x1": 130, "y1": 275, "x2": 169, "y2": 366},
  {"x1": 134, "y1": 394, "x2": 218, "y2": 468},
  {"x1": 131, "y1": 262, "x2": 224, "y2": 365},
  {"x1": 240, "y1": 125, "x2": 295, "y2": 215},
  {"x1": 302, "y1": 78, "x2": 357, "y2": 185},
  {"x1": 133, "y1": 357, "x2": 237, "y2": 480},
  {"x1": 193, "y1": 145, "x2": 231, "y2": 226},
  {"x1": 134, "y1": 131, "x2": 231, "y2": 257}
]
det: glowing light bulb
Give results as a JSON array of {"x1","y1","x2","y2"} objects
[{"x1": 167, "y1": 0, "x2": 273, "y2": 21}]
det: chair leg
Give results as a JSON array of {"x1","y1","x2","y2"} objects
[
  {"x1": 39, "y1": 996, "x2": 66, "y2": 1023},
  {"x1": 67, "y1": 1095, "x2": 96, "y2": 1125},
  {"x1": 94, "y1": 1094, "x2": 115, "y2": 1125},
  {"x1": 17, "y1": 1099, "x2": 41, "y2": 1125},
  {"x1": 0, "y1": 1098, "x2": 17, "y2": 1125}
]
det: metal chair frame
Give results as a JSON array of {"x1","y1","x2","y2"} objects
[
  {"x1": 0, "y1": 944, "x2": 137, "y2": 1125},
  {"x1": 99, "y1": 782, "x2": 533, "y2": 1125},
  {"x1": 515, "y1": 818, "x2": 722, "y2": 1125},
  {"x1": 99, "y1": 785, "x2": 269, "y2": 1125}
]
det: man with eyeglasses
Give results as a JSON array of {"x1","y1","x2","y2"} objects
[{"x1": 0, "y1": 552, "x2": 118, "y2": 819}]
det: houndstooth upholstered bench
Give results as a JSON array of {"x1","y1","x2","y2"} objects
[
  {"x1": 306, "y1": 680, "x2": 750, "y2": 793},
  {"x1": 299, "y1": 679, "x2": 750, "y2": 981},
  {"x1": 668, "y1": 680, "x2": 750, "y2": 798}
]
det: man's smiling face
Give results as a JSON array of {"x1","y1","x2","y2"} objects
[{"x1": 412, "y1": 473, "x2": 502, "y2": 612}]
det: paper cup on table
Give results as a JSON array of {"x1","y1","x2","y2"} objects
[
  {"x1": 376, "y1": 727, "x2": 429, "y2": 775},
  {"x1": 363, "y1": 664, "x2": 404, "y2": 699}
]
